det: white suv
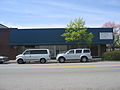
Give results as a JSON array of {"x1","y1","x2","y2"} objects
[
  {"x1": 16, "y1": 49, "x2": 50, "y2": 64},
  {"x1": 56, "y1": 48, "x2": 92, "y2": 63}
]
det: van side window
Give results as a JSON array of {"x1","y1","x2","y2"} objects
[{"x1": 31, "y1": 50, "x2": 48, "y2": 54}]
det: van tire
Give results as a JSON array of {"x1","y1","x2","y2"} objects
[
  {"x1": 17, "y1": 59, "x2": 25, "y2": 64},
  {"x1": 0, "y1": 61, "x2": 3, "y2": 64},
  {"x1": 40, "y1": 58, "x2": 46, "y2": 63}
]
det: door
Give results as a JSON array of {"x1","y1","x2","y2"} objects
[
  {"x1": 30, "y1": 50, "x2": 49, "y2": 61},
  {"x1": 30, "y1": 50, "x2": 41, "y2": 61},
  {"x1": 23, "y1": 50, "x2": 31, "y2": 61},
  {"x1": 74, "y1": 50, "x2": 82, "y2": 59},
  {"x1": 65, "y1": 50, "x2": 75, "y2": 59}
]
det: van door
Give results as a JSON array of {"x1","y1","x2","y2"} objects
[
  {"x1": 23, "y1": 50, "x2": 31, "y2": 61},
  {"x1": 30, "y1": 50, "x2": 39, "y2": 61}
]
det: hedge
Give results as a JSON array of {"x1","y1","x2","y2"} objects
[{"x1": 102, "y1": 50, "x2": 120, "y2": 61}]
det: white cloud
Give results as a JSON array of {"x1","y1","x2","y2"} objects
[
  {"x1": 1, "y1": 0, "x2": 120, "y2": 28},
  {"x1": 17, "y1": 24, "x2": 65, "y2": 29},
  {"x1": 44, "y1": 1, "x2": 120, "y2": 16},
  {"x1": 0, "y1": 21, "x2": 65, "y2": 28},
  {"x1": 105, "y1": 0, "x2": 120, "y2": 6}
]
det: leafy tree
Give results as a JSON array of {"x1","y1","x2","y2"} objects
[
  {"x1": 102, "y1": 21, "x2": 120, "y2": 50},
  {"x1": 61, "y1": 17, "x2": 93, "y2": 46}
]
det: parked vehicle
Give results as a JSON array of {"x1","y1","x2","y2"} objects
[
  {"x1": 56, "y1": 48, "x2": 92, "y2": 63},
  {"x1": 16, "y1": 49, "x2": 51, "y2": 64},
  {"x1": 0, "y1": 56, "x2": 9, "y2": 64}
]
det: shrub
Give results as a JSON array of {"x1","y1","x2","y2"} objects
[{"x1": 102, "y1": 50, "x2": 120, "y2": 61}]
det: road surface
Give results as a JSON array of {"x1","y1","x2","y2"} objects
[{"x1": 0, "y1": 61, "x2": 120, "y2": 90}]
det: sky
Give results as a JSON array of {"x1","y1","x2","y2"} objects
[{"x1": 0, "y1": 0, "x2": 120, "y2": 28}]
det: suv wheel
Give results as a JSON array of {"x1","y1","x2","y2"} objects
[
  {"x1": 17, "y1": 59, "x2": 25, "y2": 64},
  {"x1": 81, "y1": 57, "x2": 88, "y2": 62},
  {"x1": 40, "y1": 58, "x2": 46, "y2": 64},
  {"x1": 58, "y1": 57, "x2": 65, "y2": 63}
]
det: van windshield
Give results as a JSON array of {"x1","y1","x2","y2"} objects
[{"x1": 23, "y1": 50, "x2": 30, "y2": 55}]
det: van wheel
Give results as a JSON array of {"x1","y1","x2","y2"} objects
[
  {"x1": 58, "y1": 57, "x2": 65, "y2": 63},
  {"x1": 0, "y1": 61, "x2": 3, "y2": 64},
  {"x1": 40, "y1": 58, "x2": 46, "y2": 63},
  {"x1": 17, "y1": 59, "x2": 24, "y2": 64},
  {"x1": 81, "y1": 57, "x2": 88, "y2": 62}
]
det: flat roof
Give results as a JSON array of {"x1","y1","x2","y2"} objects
[{"x1": 9, "y1": 28, "x2": 113, "y2": 45}]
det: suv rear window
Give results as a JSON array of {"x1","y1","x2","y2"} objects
[
  {"x1": 83, "y1": 50, "x2": 90, "y2": 53},
  {"x1": 30, "y1": 50, "x2": 48, "y2": 54}
]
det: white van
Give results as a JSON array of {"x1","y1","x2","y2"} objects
[{"x1": 16, "y1": 49, "x2": 50, "y2": 64}]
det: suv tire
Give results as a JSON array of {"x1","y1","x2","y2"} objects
[
  {"x1": 58, "y1": 57, "x2": 65, "y2": 63},
  {"x1": 81, "y1": 57, "x2": 88, "y2": 62},
  {"x1": 40, "y1": 58, "x2": 46, "y2": 64},
  {"x1": 17, "y1": 59, "x2": 25, "y2": 64}
]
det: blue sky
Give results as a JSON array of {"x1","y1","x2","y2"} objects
[{"x1": 0, "y1": 0, "x2": 120, "y2": 28}]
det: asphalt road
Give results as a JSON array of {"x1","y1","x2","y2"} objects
[{"x1": 0, "y1": 61, "x2": 120, "y2": 90}]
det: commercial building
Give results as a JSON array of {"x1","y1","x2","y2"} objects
[{"x1": 0, "y1": 24, "x2": 113, "y2": 59}]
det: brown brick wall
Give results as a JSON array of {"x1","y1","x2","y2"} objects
[{"x1": 0, "y1": 29, "x2": 17, "y2": 59}]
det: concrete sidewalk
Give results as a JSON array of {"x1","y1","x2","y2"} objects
[{"x1": 8, "y1": 59, "x2": 58, "y2": 63}]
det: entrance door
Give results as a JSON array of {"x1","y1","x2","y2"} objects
[{"x1": 90, "y1": 45, "x2": 99, "y2": 57}]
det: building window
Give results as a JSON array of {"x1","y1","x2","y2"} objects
[{"x1": 25, "y1": 45, "x2": 35, "y2": 48}]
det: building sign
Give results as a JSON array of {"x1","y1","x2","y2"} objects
[{"x1": 100, "y1": 32, "x2": 113, "y2": 40}]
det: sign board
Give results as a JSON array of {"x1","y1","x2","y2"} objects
[{"x1": 100, "y1": 32, "x2": 113, "y2": 40}]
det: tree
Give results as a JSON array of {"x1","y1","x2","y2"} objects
[
  {"x1": 102, "y1": 21, "x2": 120, "y2": 28},
  {"x1": 61, "y1": 17, "x2": 93, "y2": 46},
  {"x1": 102, "y1": 21, "x2": 120, "y2": 50}
]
